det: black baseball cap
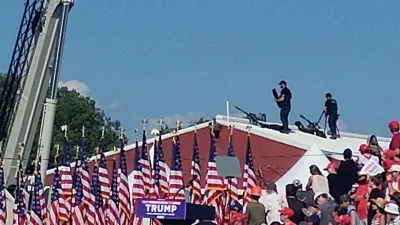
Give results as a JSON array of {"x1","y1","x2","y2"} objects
[{"x1": 279, "y1": 80, "x2": 287, "y2": 85}]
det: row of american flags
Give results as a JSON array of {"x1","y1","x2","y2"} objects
[{"x1": 0, "y1": 125, "x2": 258, "y2": 225}]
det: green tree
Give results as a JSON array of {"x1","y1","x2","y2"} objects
[
  {"x1": 187, "y1": 117, "x2": 211, "y2": 128},
  {"x1": 0, "y1": 74, "x2": 124, "y2": 170},
  {"x1": 160, "y1": 124, "x2": 172, "y2": 135},
  {"x1": 32, "y1": 86, "x2": 126, "y2": 167}
]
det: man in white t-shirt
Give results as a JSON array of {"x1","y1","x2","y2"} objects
[{"x1": 259, "y1": 183, "x2": 284, "y2": 225}]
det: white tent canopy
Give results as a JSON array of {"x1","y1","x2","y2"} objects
[{"x1": 275, "y1": 142, "x2": 331, "y2": 195}]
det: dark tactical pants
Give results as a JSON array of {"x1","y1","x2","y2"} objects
[
  {"x1": 328, "y1": 114, "x2": 338, "y2": 137},
  {"x1": 280, "y1": 107, "x2": 290, "y2": 132}
]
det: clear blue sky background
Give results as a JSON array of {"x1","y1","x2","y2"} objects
[{"x1": 1, "y1": 1, "x2": 399, "y2": 138}]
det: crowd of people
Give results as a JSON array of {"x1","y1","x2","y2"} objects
[{"x1": 226, "y1": 120, "x2": 400, "y2": 225}]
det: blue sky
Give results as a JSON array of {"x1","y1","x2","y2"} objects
[{"x1": 1, "y1": 1, "x2": 400, "y2": 138}]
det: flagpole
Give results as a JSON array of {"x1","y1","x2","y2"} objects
[
  {"x1": 148, "y1": 120, "x2": 153, "y2": 225},
  {"x1": 226, "y1": 101, "x2": 230, "y2": 126},
  {"x1": 189, "y1": 124, "x2": 197, "y2": 203},
  {"x1": 142, "y1": 119, "x2": 152, "y2": 173},
  {"x1": 244, "y1": 124, "x2": 252, "y2": 203},
  {"x1": 69, "y1": 143, "x2": 76, "y2": 225}
]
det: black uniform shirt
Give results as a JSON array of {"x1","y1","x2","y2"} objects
[
  {"x1": 325, "y1": 98, "x2": 338, "y2": 115},
  {"x1": 280, "y1": 87, "x2": 292, "y2": 109}
]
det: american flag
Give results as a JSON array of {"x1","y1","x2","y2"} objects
[
  {"x1": 168, "y1": 135, "x2": 185, "y2": 199},
  {"x1": 204, "y1": 132, "x2": 224, "y2": 225},
  {"x1": 12, "y1": 156, "x2": 26, "y2": 225},
  {"x1": 156, "y1": 134, "x2": 169, "y2": 197},
  {"x1": 225, "y1": 133, "x2": 239, "y2": 201},
  {"x1": 94, "y1": 166, "x2": 107, "y2": 225},
  {"x1": 243, "y1": 135, "x2": 256, "y2": 204},
  {"x1": 59, "y1": 137, "x2": 73, "y2": 222},
  {"x1": 223, "y1": 132, "x2": 239, "y2": 224},
  {"x1": 34, "y1": 160, "x2": 47, "y2": 222},
  {"x1": 99, "y1": 140, "x2": 110, "y2": 199},
  {"x1": 71, "y1": 161, "x2": 86, "y2": 225},
  {"x1": 148, "y1": 139, "x2": 163, "y2": 225},
  {"x1": 0, "y1": 160, "x2": 6, "y2": 225},
  {"x1": 92, "y1": 163, "x2": 106, "y2": 225},
  {"x1": 140, "y1": 130, "x2": 151, "y2": 193},
  {"x1": 148, "y1": 140, "x2": 159, "y2": 199},
  {"x1": 26, "y1": 180, "x2": 32, "y2": 222},
  {"x1": 29, "y1": 170, "x2": 43, "y2": 225},
  {"x1": 131, "y1": 140, "x2": 144, "y2": 225},
  {"x1": 107, "y1": 159, "x2": 119, "y2": 225},
  {"x1": 80, "y1": 138, "x2": 91, "y2": 205},
  {"x1": 118, "y1": 138, "x2": 131, "y2": 225},
  {"x1": 48, "y1": 166, "x2": 61, "y2": 225},
  {"x1": 86, "y1": 166, "x2": 97, "y2": 225},
  {"x1": 190, "y1": 131, "x2": 201, "y2": 204}
]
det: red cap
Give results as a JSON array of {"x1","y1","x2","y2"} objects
[
  {"x1": 324, "y1": 162, "x2": 337, "y2": 170},
  {"x1": 359, "y1": 144, "x2": 368, "y2": 154},
  {"x1": 385, "y1": 150, "x2": 396, "y2": 159},
  {"x1": 389, "y1": 121, "x2": 399, "y2": 130},
  {"x1": 279, "y1": 207, "x2": 294, "y2": 218}
]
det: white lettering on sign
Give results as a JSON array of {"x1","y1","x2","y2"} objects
[{"x1": 145, "y1": 204, "x2": 178, "y2": 213}]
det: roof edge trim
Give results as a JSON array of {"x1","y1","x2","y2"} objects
[
  {"x1": 45, "y1": 121, "x2": 212, "y2": 176},
  {"x1": 216, "y1": 115, "x2": 390, "y2": 142}
]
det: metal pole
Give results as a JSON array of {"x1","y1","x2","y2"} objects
[
  {"x1": 226, "y1": 101, "x2": 230, "y2": 126},
  {"x1": 39, "y1": 2, "x2": 72, "y2": 183}
]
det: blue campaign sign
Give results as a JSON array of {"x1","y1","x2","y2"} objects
[{"x1": 135, "y1": 198, "x2": 187, "y2": 220}]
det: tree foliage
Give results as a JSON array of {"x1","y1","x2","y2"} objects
[
  {"x1": 0, "y1": 73, "x2": 211, "y2": 172},
  {"x1": 158, "y1": 117, "x2": 211, "y2": 135},
  {"x1": 32, "y1": 87, "x2": 127, "y2": 168},
  {"x1": 0, "y1": 74, "x2": 125, "y2": 170},
  {"x1": 187, "y1": 117, "x2": 211, "y2": 128}
]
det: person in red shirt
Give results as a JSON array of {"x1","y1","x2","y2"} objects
[
  {"x1": 382, "y1": 150, "x2": 400, "y2": 171},
  {"x1": 352, "y1": 175, "x2": 368, "y2": 224},
  {"x1": 334, "y1": 214, "x2": 351, "y2": 225},
  {"x1": 389, "y1": 121, "x2": 400, "y2": 155},
  {"x1": 279, "y1": 207, "x2": 296, "y2": 225},
  {"x1": 229, "y1": 200, "x2": 247, "y2": 225}
]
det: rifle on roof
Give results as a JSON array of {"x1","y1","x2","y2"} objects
[{"x1": 235, "y1": 106, "x2": 259, "y2": 125}]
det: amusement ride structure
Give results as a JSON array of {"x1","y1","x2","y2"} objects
[{"x1": 0, "y1": 0, "x2": 75, "y2": 209}]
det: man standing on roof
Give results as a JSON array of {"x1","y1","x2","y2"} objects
[
  {"x1": 274, "y1": 80, "x2": 292, "y2": 134},
  {"x1": 389, "y1": 121, "x2": 400, "y2": 155},
  {"x1": 324, "y1": 93, "x2": 339, "y2": 139}
]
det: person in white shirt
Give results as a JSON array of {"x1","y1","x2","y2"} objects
[
  {"x1": 358, "y1": 144, "x2": 379, "y2": 165},
  {"x1": 259, "y1": 183, "x2": 284, "y2": 225},
  {"x1": 387, "y1": 165, "x2": 400, "y2": 198}
]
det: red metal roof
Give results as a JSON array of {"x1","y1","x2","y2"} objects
[{"x1": 45, "y1": 125, "x2": 306, "y2": 187}]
